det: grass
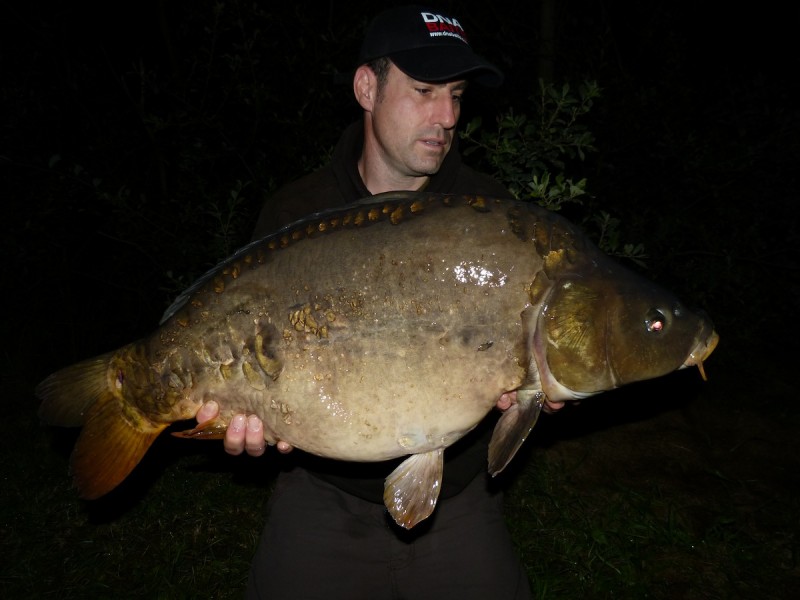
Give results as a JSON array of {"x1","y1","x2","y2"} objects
[
  {"x1": 2, "y1": 414, "x2": 270, "y2": 599},
  {"x1": 506, "y1": 454, "x2": 793, "y2": 598},
  {"x1": 501, "y1": 368, "x2": 800, "y2": 599}
]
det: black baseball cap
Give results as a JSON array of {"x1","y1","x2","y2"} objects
[{"x1": 357, "y1": 5, "x2": 504, "y2": 87}]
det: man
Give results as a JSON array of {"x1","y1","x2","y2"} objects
[{"x1": 197, "y1": 6, "x2": 561, "y2": 598}]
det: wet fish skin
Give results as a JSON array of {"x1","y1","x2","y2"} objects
[{"x1": 36, "y1": 192, "x2": 718, "y2": 529}]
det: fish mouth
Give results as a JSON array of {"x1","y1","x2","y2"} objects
[{"x1": 682, "y1": 330, "x2": 719, "y2": 381}]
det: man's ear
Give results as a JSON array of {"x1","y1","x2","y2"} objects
[{"x1": 353, "y1": 65, "x2": 376, "y2": 112}]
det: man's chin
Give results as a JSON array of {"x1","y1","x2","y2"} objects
[{"x1": 411, "y1": 159, "x2": 446, "y2": 177}]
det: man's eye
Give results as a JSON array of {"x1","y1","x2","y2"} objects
[
  {"x1": 452, "y1": 95, "x2": 463, "y2": 103},
  {"x1": 415, "y1": 88, "x2": 431, "y2": 95}
]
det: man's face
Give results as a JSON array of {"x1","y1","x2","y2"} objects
[{"x1": 369, "y1": 63, "x2": 466, "y2": 179}]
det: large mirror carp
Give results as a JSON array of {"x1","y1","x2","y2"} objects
[{"x1": 37, "y1": 192, "x2": 718, "y2": 528}]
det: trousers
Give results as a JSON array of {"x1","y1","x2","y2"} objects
[{"x1": 245, "y1": 465, "x2": 532, "y2": 600}]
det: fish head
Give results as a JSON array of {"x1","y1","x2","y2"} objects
[
  {"x1": 527, "y1": 256, "x2": 718, "y2": 401},
  {"x1": 522, "y1": 209, "x2": 718, "y2": 401},
  {"x1": 491, "y1": 259, "x2": 718, "y2": 479}
]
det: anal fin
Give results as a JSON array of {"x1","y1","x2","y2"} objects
[{"x1": 383, "y1": 449, "x2": 444, "y2": 529}]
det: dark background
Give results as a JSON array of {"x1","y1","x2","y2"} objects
[{"x1": 1, "y1": 1, "x2": 798, "y2": 595}]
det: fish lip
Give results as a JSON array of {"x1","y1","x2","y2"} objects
[
  {"x1": 682, "y1": 328, "x2": 719, "y2": 380},
  {"x1": 685, "y1": 326, "x2": 719, "y2": 367}
]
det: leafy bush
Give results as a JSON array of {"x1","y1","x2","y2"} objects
[{"x1": 461, "y1": 79, "x2": 647, "y2": 265}]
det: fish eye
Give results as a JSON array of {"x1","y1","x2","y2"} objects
[{"x1": 645, "y1": 310, "x2": 667, "y2": 333}]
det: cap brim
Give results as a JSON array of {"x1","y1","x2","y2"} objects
[{"x1": 389, "y1": 46, "x2": 504, "y2": 88}]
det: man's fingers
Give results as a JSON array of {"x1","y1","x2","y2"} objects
[
  {"x1": 543, "y1": 400, "x2": 565, "y2": 414},
  {"x1": 196, "y1": 400, "x2": 220, "y2": 424},
  {"x1": 224, "y1": 414, "x2": 247, "y2": 455},
  {"x1": 223, "y1": 413, "x2": 291, "y2": 456},
  {"x1": 245, "y1": 415, "x2": 266, "y2": 457},
  {"x1": 276, "y1": 441, "x2": 294, "y2": 454},
  {"x1": 496, "y1": 392, "x2": 566, "y2": 414},
  {"x1": 496, "y1": 391, "x2": 516, "y2": 411}
]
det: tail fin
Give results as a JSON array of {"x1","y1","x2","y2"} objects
[
  {"x1": 37, "y1": 354, "x2": 114, "y2": 427},
  {"x1": 36, "y1": 351, "x2": 168, "y2": 499}
]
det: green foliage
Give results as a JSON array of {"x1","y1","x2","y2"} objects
[
  {"x1": 462, "y1": 79, "x2": 599, "y2": 210},
  {"x1": 589, "y1": 210, "x2": 649, "y2": 268},
  {"x1": 461, "y1": 79, "x2": 646, "y2": 264},
  {"x1": 203, "y1": 179, "x2": 253, "y2": 259}
]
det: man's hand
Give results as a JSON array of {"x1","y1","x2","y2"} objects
[
  {"x1": 196, "y1": 401, "x2": 293, "y2": 457},
  {"x1": 497, "y1": 391, "x2": 564, "y2": 413}
]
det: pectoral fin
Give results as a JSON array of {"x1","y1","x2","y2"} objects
[
  {"x1": 488, "y1": 389, "x2": 545, "y2": 476},
  {"x1": 383, "y1": 449, "x2": 444, "y2": 529}
]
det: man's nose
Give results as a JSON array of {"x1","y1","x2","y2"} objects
[{"x1": 433, "y1": 97, "x2": 458, "y2": 129}]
